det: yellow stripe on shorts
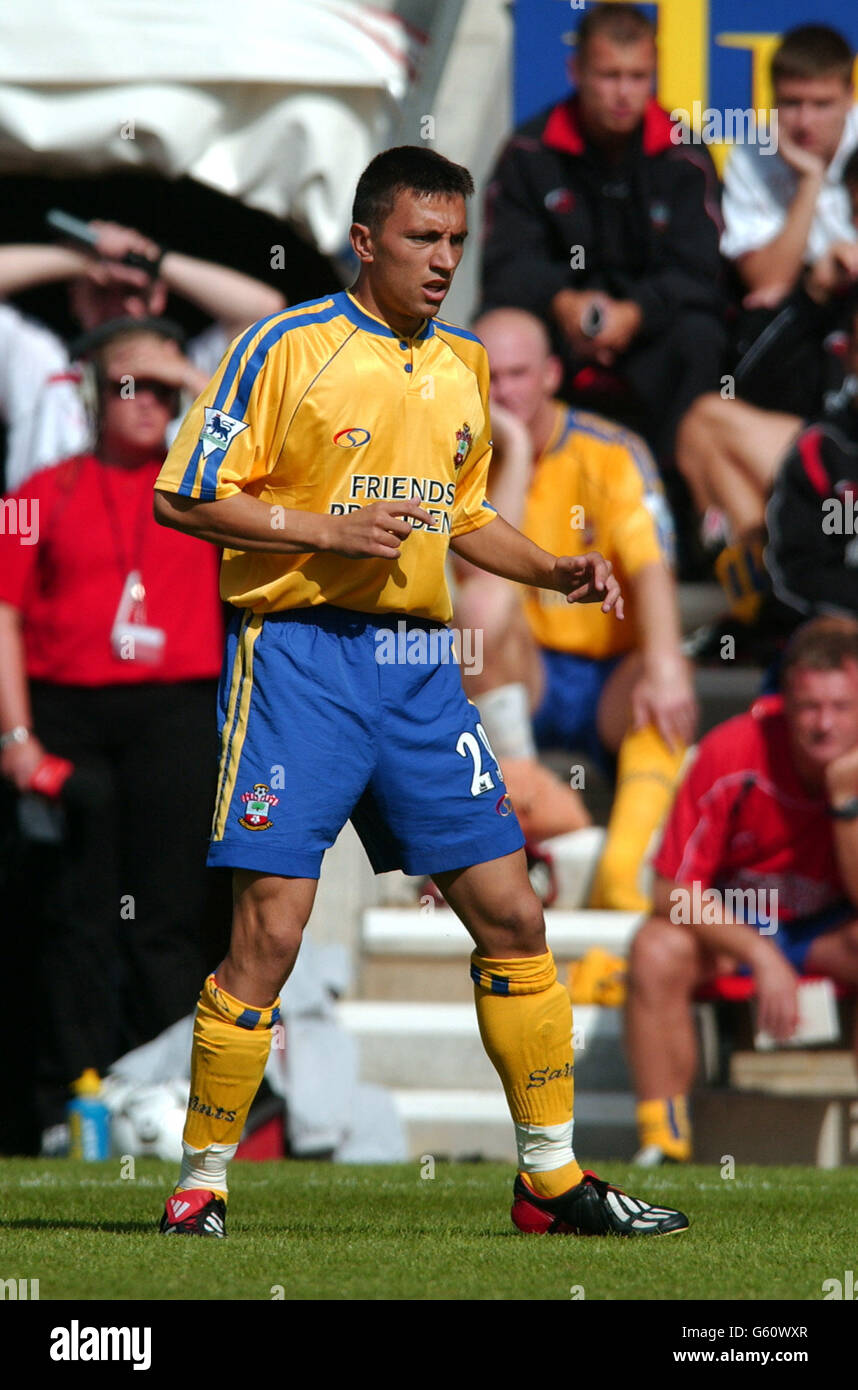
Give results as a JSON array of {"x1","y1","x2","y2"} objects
[{"x1": 211, "y1": 612, "x2": 263, "y2": 841}]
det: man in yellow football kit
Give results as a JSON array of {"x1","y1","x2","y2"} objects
[
  {"x1": 457, "y1": 308, "x2": 697, "y2": 911},
  {"x1": 153, "y1": 146, "x2": 688, "y2": 1238}
]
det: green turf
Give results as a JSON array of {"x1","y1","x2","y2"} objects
[{"x1": 0, "y1": 1157, "x2": 855, "y2": 1300}]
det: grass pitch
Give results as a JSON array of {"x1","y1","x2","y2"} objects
[{"x1": 0, "y1": 1157, "x2": 854, "y2": 1301}]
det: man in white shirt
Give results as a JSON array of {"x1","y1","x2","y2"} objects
[
  {"x1": 675, "y1": 27, "x2": 858, "y2": 626},
  {"x1": 721, "y1": 24, "x2": 858, "y2": 300}
]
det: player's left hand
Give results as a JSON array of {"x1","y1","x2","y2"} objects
[{"x1": 552, "y1": 552, "x2": 624, "y2": 618}]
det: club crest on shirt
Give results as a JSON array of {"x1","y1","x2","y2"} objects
[
  {"x1": 454, "y1": 422, "x2": 473, "y2": 469},
  {"x1": 200, "y1": 408, "x2": 249, "y2": 458},
  {"x1": 238, "y1": 783, "x2": 279, "y2": 831}
]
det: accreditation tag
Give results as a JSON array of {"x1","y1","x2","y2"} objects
[{"x1": 110, "y1": 570, "x2": 165, "y2": 665}]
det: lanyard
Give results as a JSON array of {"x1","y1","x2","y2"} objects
[{"x1": 97, "y1": 464, "x2": 152, "y2": 604}]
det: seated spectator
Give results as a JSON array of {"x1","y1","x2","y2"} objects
[
  {"x1": 722, "y1": 24, "x2": 858, "y2": 330},
  {"x1": 677, "y1": 148, "x2": 858, "y2": 626},
  {"x1": 0, "y1": 219, "x2": 286, "y2": 493},
  {"x1": 480, "y1": 2, "x2": 725, "y2": 466},
  {"x1": 625, "y1": 617, "x2": 858, "y2": 1165},
  {"x1": 0, "y1": 320, "x2": 226, "y2": 1151},
  {"x1": 766, "y1": 294, "x2": 858, "y2": 626},
  {"x1": 455, "y1": 308, "x2": 696, "y2": 910}
]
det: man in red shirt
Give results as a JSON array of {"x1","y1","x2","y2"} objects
[
  {"x1": 625, "y1": 617, "x2": 858, "y2": 1163},
  {"x1": 0, "y1": 320, "x2": 224, "y2": 1151}
]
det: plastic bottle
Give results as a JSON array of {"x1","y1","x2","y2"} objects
[{"x1": 67, "y1": 1069, "x2": 110, "y2": 1160}]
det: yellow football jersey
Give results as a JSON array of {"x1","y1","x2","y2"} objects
[
  {"x1": 155, "y1": 291, "x2": 497, "y2": 622},
  {"x1": 522, "y1": 404, "x2": 674, "y2": 659}
]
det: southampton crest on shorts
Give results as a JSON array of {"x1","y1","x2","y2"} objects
[
  {"x1": 239, "y1": 783, "x2": 279, "y2": 831},
  {"x1": 454, "y1": 422, "x2": 473, "y2": 469}
]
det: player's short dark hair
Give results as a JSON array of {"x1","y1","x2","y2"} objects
[
  {"x1": 771, "y1": 25, "x2": 854, "y2": 87},
  {"x1": 782, "y1": 616, "x2": 858, "y2": 684},
  {"x1": 577, "y1": 4, "x2": 655, "y2": 63},
  {"x1": 352, "y1": 146, "x2": 474, "y2": 231}
]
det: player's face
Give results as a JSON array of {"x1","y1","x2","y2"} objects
[
  {"x1": 774, "y1": 76, "x2": 853, "y2": 163},
  {"x1": 784, "y1": 662, "x2": 858, "y2": 772},
  {"x1": 483, "y1": 334, "x2": 558, "y2": 426},
  {"x1": 574, "y1": 36, "x2": 656, "y2": 142},
  {"x1": 360, "y1": 190, "x2": 468, "y2": 327}
]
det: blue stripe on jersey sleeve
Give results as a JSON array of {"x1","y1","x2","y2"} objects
[
  {"x1": 177, "y1": 297, "x2": 341, "y2": 499},
  {"x1": 433, "y1": 318, "x2": 482, "y2": 344}
]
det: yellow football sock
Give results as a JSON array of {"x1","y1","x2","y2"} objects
[
  {"x1": 176, "y1": 974, "x2": 281, "y2": 1197},
  {"x1": 472, "y1": 949, "x2": 583, "y2": 1197},
  {"x1": 636, "y1": 1096, "x2": 692, "y2": 1160},
  {"x1": 589, "y1": 723, "x2": 686, "y2": 911}
]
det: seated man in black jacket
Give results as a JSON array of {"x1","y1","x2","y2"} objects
[
  {"x1": 766, "y1": 295, "x2": 858, "y2": 628},
  {"x1": 480, "y1": 2, "x2": 725, "y2": 466}
]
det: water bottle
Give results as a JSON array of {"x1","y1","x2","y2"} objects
[{"x1": 67, "y1": 1069, "x2": 110, "y2": 1160}]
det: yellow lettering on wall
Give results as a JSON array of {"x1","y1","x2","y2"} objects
[
  {"x1": 653, "y1": 0, "x2": 709, "y2": 122},
  {"x1": 716, "y1": 32, "x2": 780, "y2": 114}
]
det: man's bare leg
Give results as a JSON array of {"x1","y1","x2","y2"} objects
[
  {"x1": 218, "y1": 870, "x2": 318, "y2": 1003},
  {"x1": 625, "y1": 915, "x2": 710, "y2": 1160},
  {"x1": 804, "y1": 921, "x2": 858, "y2": 1067},
  {"x1": 676, "y1": 394, "x2": 802, "y2": 539}
]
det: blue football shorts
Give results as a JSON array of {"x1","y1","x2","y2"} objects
[
  {"x1": 207, "y1": 605, "x2": 526, "y2": 879},
  {"x1": 732, "y1": 898, "x2": 855, "y2": 974},
  {"x1": 531, "y1": 647, "x2": 623, "y2": 772}
]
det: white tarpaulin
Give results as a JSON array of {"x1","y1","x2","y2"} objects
[{"x1": 0, "y1": 0, "x2": 425, "y2": 254}]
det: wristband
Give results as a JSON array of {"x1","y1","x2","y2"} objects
[
  {"x1": 123, "y1": 245, "x2": 167, "y2": 278},
  {"x1": 0, "y1": 725, "x2": 30, "y2": 750},
  {"x1": 828, "y1": 795, "x2": 858, "y2": 820}
]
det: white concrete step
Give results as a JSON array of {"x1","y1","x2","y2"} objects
[
  {"x1": 361, "y1": 907, "x2": 641, "y2": 957},
  {"x1": 391, "y1": 1088, "x2": 637, "y2": 1161},
  {"x1": 335, "y1": 999, "x2": 630, "y2": 1091},
  {"x1": 358, "y1": 906, "x2": 641, "y2": 1000},
  {"x1": 678, "y1": 581, "x2": 724, "y2": 633}
]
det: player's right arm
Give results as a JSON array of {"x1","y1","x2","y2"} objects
[
  {"x1": 154, "y1": 317, "x2": 434, "y2": 557},
  {"x1": 154, "y1": 489, "x2": 434, "y2": 559}
]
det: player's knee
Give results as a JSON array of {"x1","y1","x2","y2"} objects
[
  {"x1": 628, "y1": 916, "x2": 698, "y2": 997},
  {"x1": 489, "y1": 890, "x2": 547, "y2": 956},
  {"x1": 232, "y1": 885, "x2": 310, "y2": 970}
]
